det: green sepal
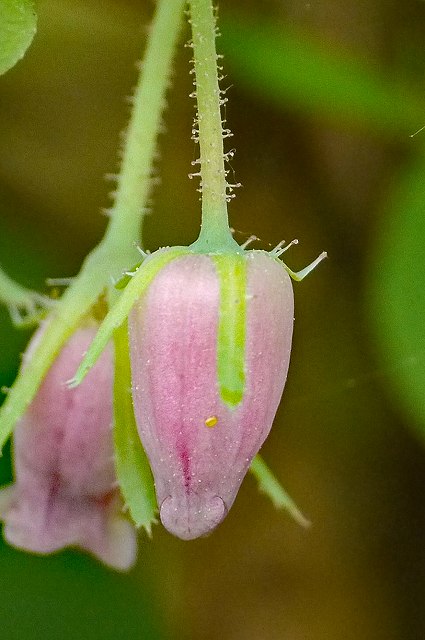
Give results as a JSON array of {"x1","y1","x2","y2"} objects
[
  {"x1": 213, "y1": 253, "x2": 247, "y2": 408},
  {"x1": 0, "y1": 0, "x2": 37, "y2": 76},
  {"x1": 115, "y1": 261, "x2": 143, "y2": 290},
  {"x1": 0, "y1": 265, "x2": 54, "y2": 327},
  {"x1": 250, "y1": 455, "x2": 310, "y2": 528},
  {"x1": 69, "y1": 246, "x2": 190, "y2": 388},
  {"x1": 113, "y1": 321, "x2": 157, "y2": 534}
]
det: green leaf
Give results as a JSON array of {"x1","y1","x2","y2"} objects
[
  {"x1": 0, "y1": 0, "x2": 37, "y2": 76},
  {"x1": 220, "y1": 14, "x2": 425, "y2": 138},
  {"x1": 250, "y1": 454, "x2": 310, "y2": 528},
  {"x1": 368, "y1": 146, "x2": 425, "y2": 434},
  {"x1": 113, "y1": 322, "x2": 157, "y2": 533}
]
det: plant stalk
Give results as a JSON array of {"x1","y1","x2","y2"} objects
[{"x1": 188, "y1": 0, "x2": 239, "y2": 251}]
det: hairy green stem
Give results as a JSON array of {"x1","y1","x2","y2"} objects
[
  {"x1": 0, "y1": 0, "x2": 185, "y2": 452},
  {"x1": 104, "y1": 0, "x2": 185, "y2": 253},
  {"x1": 188, "y1": 0, "x2": 238, "y2": 251}
]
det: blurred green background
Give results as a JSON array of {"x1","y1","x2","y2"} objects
[{"x1": 1, "y1": 0, "x2": 425, "y2": 638}]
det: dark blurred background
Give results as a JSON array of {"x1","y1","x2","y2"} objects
[{"x1": 1, "y1": 1, "x2": 425, "y2": 638}]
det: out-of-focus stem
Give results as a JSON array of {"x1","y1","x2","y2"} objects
[
  {"x1": 0, "y1": 0, "x2": 185, "y2": 452},
  {"x1": 104, "y1": 0, "x2": 186, "y2": 258}
]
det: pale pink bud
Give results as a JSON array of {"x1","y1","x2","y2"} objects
[
  {"x1": 129, "y1": 251, "x2": 294, "y2": 539},
  {"x1": 0, "y1": 325, "x2": 137, "y2": 570}
]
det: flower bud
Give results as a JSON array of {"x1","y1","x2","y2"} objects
[
  {"x1": 0, "y1": 324, "x2": 137, "y2": 570},
  {"x1": 129, "y1": 250, "x2": 294, "y2": 540}
]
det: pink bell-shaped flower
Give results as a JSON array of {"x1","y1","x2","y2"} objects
[
  {"x1": 0, "y1": 324, "x2": 137, "y2": 570},
  {"x1": 129, "y1": 250, "x2": 294, "y2": 540}
]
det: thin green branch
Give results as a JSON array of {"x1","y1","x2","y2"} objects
[
  {"x1": 0, "y1": 0, "x2": 185, "y2": 452},
  {"x1": 104, "y1": 0, "x2": 186, "y2": 254}
]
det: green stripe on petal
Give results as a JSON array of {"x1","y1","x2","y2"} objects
[{"x1": 213, "y1": 254, "x2": 247, "y2": 408}]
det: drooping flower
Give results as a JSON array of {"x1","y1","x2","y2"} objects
[
  {"x1": 0, "y1": 323, "x2": 137, "y2": 570},
  {"x1": 128, "y1": 249, "x2": 294, "y2": 539}
]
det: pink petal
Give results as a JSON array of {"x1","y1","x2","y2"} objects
[
  {"x1": 129, "y1": 251, "x2": 294, "y2": 539},
  {"x1": 0, "y1": 325, "x2": 137, "y2": 570}
]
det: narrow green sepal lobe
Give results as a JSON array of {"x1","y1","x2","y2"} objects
[
  {"x1": 69, "y1": 247, "x2": 190, "y2": 387},
  {"x1": 114, "y1": 261, "x2": 143, "y2": 290},
  {"x1": 250, "y1": 455, "x2": 310, "y2": 528},
  {"x1": 113, "y1": 322, "x2": 157, "y2": 534}
]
